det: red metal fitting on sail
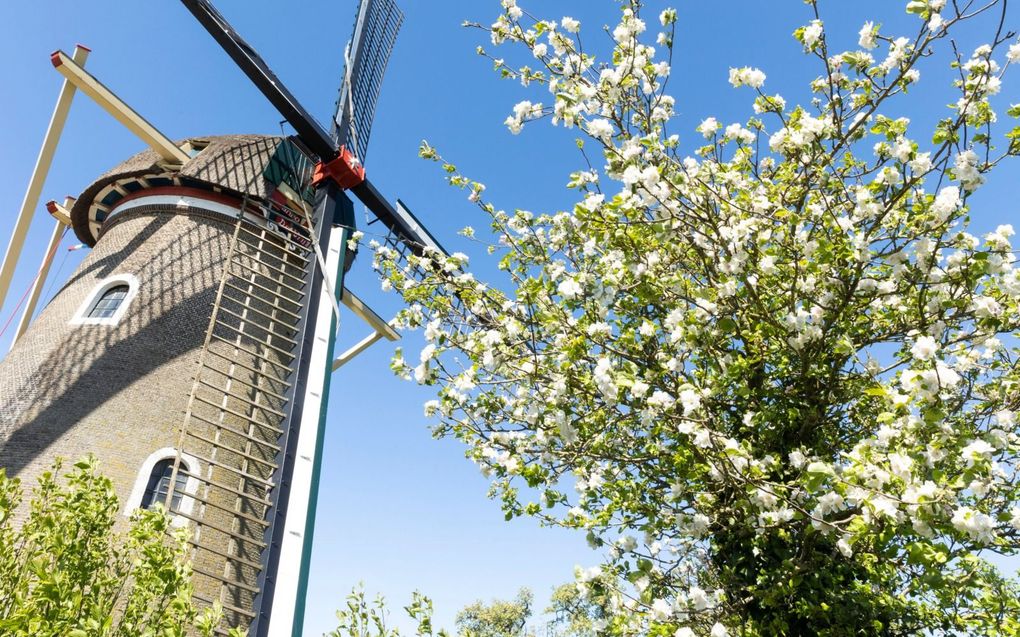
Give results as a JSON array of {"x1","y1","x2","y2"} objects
[{"x1": 312, "y1": 146, "x2": 365, "y2": 189}]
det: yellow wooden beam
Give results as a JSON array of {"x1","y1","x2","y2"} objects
[
  {"x1": 0, "y1": 45, "x2": 88, "y2": 320},
  {"x1": 45, "y1": 198, "x2": 73, "y2": 226},
  {"x1": 51, "y1": 50, "x2": 189, "y2": 164},
  {"x1": 340, "y1": 288, "x2": 400, "y2": 341},
  {"x1": 331, "y1": 288, "x2": 400, "y2": 371},
  {"x1": 332, "y1": 331, "x2": 386, "y2": 371}
]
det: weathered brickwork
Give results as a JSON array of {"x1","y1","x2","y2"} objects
[
  {"x1": 0, "y1": 135, "x2": 305, "y2": 633},
  {"x1": 0, "y1": 206, "x2": 231, "y2": 503}
]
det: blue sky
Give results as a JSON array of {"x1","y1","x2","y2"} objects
[{"x1": 1, "y1": 1, "x2": 1018, "y2": 634}]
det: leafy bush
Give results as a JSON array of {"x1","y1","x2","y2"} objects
[{"x1": 0, "y1": 456, "x2": 226, "y2": 637}]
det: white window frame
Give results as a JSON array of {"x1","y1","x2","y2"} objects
[
  {"x1": 70, "y1": 273, "x2": 139, "y2": 326},
  {"x1": 124, "y1": 447, "x2": 200, "y2": 528}
]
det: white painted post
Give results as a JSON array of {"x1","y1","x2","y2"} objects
[
  {"x1": 0, "y1": 46, "x2": 89, "y2": 316},
  {"x1": 267, "y1": 222, "x2": 346, "y2": 636}
]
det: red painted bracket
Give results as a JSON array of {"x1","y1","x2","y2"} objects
[{"x1": 312, "y1": 146, "x2": 365, "y2": 190}]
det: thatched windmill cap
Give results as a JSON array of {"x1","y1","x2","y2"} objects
[{"x1": 70, "y1": 134, "x2": 312, "y2": 247}]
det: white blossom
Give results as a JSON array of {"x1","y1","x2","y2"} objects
[
  {"x1": 728, "y1": 66, "x2": 766, "y2": 89},
  {"x1": 859, "y1": 21, "x2": 878, "y2": 49},
  {"x1": 952, "y1": 507, "x2": 996, "y2": 543},
  {"x1": 697, "y1": 117, "x2": 720, "y2": 139},
  {"x1": 911, "y1": 335, "x2": 939, "y2": 361},
  {"x1": 802, "y1": 20, "x2": 824, "y2": 48}
]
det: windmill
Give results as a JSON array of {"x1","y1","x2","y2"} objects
[
  {"x1": 169, "y1": 1, "x2": 450, "y2": 633},
  {"x1": 0, "y1": 1, "x2": 447, "y2": 635}
]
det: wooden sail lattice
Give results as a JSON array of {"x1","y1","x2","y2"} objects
[{"x1": 165, "y1": 196, "x2": 320, "y2": 633}]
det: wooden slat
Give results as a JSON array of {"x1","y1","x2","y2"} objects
[
  {"x1": 173, "y1": 509, "x2": 267, "y2": 550},
  {"x1": 231, "y1": 249, "x2": 308, "y2": 285},
  {"x1": 198, "y1": 371, "x2": 289, "y2": 402},
  {"x1": 191, "y1": 564, "x2": 262, "y2": 594},
  {"x1": 237, "y1": 223, "x2": 312, "y2": 258},
  {"x1": 190, "y1": 393, "x2": 284, "y2": 434},
  {"x1": 182, "y1": 449, "x2": 276, "y2": 487},
  {"x1": 184, "y1": 429, "x2": 280, "y2": 470},
  {"x1": 212, "y1": 322, "x2": 297, "y2": 360},
  {"x1": 192, "y1": 592, "x2": 258, "y2": 619},
  {"x1": 218, "y1": 289, "x2": 303, "y2": 326},
  {"x1": 222, "y1": 280, "x2": 303, "y2": 316},
  {"x1": 179, "y1": 487, "x2": 270, "y2": 528},
  {"x1": 216, "y1": 307, "x2": 299, "y2": 346},
  {"x1": 187, "y1": 411, "x2": 284, "y2": 448},
  {"x1": 177, "y1": 469, "x2": 272, "y2": 507},
  {"x1": 209, "y1": 335, "x2": 294, "y2": 372},
  {"x1": 229, "y1": 262, "x2": 306, "y2": 297},
  {"x1": 203, "y1": 348, "x2": 292, "y2": 387}
]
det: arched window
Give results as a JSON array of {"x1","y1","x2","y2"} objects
[
  {"x1": 87, "y1": 284, "x2": 129, "y2": 319},
  {"x1": 71, "y1": 274, "x2": 139, "y2": 326},
  {"x1": 140, "y1": 458, "x2": 188, "y2": 511},
  {"x1": 124, "y1": 448, "x2": 198, "y2": 525}
]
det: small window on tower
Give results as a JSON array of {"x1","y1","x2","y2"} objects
[
  {"x1": 124, "y1": 448, "x2": 198, "y2": 525},
  {"x1": 140, "y1": 458, "x2": 188, "y2": 511},
  {"x1": 71, "y1": 274, "x2": 139, "y2": 326},
  {"x1": 87, "y1": 284, "x2": 129, "y2": 319}
]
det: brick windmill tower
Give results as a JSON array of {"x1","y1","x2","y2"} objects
[{"x1": 0, "y1": 1, "x2": 445, "y2": 635}]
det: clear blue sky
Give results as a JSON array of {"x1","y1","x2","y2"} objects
[{"x1": 0, "y1": 1, "x2": 1018, "y2": 634}]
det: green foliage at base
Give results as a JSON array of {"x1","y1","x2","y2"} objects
[{"x1": 0, "y1": 456, "x2": 229, "y2": 637}]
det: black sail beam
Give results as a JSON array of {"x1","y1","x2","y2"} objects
[
  {"x1": 179, "y1": 0, "x2": 446, "y2": 258},
  {"x1": 179, "y1": 0, "x2": 336, "y2": 160}
]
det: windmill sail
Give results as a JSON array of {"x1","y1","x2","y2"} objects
[{"x1": 332, "y1": 0, "x2": 404, "y2": 163}]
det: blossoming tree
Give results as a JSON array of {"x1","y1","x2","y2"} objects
[{"x1": 368, "y1": 0, "x2": 1020, "y2": 634}]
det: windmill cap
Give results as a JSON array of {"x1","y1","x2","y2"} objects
[{"x1": 69, "y1": 135, "x2": 309, "y2": 247}]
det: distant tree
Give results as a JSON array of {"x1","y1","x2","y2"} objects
[
  {"x1": 0, "y1": 457, "x2": 227, "y2": 637},
  {"x1": 455, "y1": 588, "x2": 533, "y2": 637},
  {"x1": 546, "y1": 580, "x2": 610, "y2": 637}
]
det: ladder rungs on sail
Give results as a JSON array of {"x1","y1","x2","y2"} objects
[
  {"x1": 210, "y1": 324, "x2": 297, "y2": 360},
  {"x1": 217, "y1": 294, "x2": 302, "y2": 330},
  {"x1": 184, "y1": 429, "x2": 280, "y2": 470},
  {"x1": 180, "y1": 487, "x2": 271, "y2": 527},
  {"x1": 203, "y1": 348, "x2": 293, "y2": 386},
  {"x1": 230, "y1": 253, "x2": 307, "y2": 287},
  {"x1": 229, "y1": 262, "x2": 306, "y2": 296},
  {"x1": 191, "y1": 564, "x2": 264, "y2": 595},
  {"x1": 214, "y1": 308, "x2": 300, "y2": 346},
  {"x1": 192, "y1": 592, "x2": 258, "y2": 620},
  {"x1": 222, "y1": 280, "x2": 303, "y2": 316},
  {"x1": 177, "y1": 468, "x2": 273, "y2": 507},
  {"x1": 190, "y1": 393, "x2": 287, "y2": 432},
  {"x1": 197, "y1": 373, "x2": 290, "y2": 402},
  {"x1": 186, "y1": 411, "x2": 286, "y2": 445},
  {"x1": 237, "y1": 223, "x2": 312, "y2": 257},
  {"x1": 171, "y1": 508, "x2": 269, "y2": 550},
  {"x1": 208, "y1": 335, "x2": 296, "y2": 373},
  {"x1": 167, "y1": 195, "x2": 323, "y2": 632},
  {"x1": 182, "y1": 450, "x2": 278, "y2": 487}
]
